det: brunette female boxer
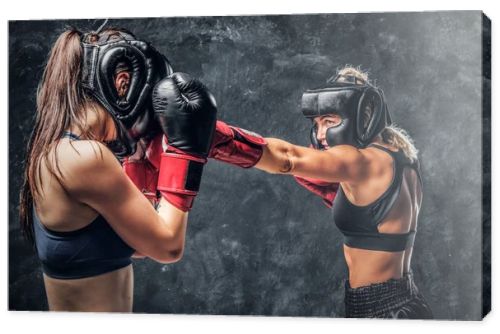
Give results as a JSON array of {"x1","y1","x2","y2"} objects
[
  {"x1": 208, "y1": 66, "x2": 433, "y2": 319},
  {"x1": 19, "y1": 27, "x2": 217, "y2": 312}
]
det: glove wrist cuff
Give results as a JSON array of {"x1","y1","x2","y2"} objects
[{"x1": 157, "y1": 151, "x2": 206, "y2": 211}]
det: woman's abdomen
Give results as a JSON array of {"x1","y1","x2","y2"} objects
[
  {"x1": 43, "y1": 264, "x2": 133, "y2": 312},
  {"x1": 344, "y1": 245, "x2": 406, "y2": 288}
]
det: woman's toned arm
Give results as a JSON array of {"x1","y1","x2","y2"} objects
[
  {"x1": 255, "y1": 138, "x2": 371, "y2": 184},
  {"x1": 57, "y1": 140, "x2": 187, "y2": 264}
]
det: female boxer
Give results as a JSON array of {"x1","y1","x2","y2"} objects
[
  {"x1": 209, "y1": 66, "x2": 433, "y2": 319},
  {"x1": 19, "y1": 27, "x2": 217, "y2": 312}
]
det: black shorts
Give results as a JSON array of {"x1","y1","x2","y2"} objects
[{"x1": 344, "y1": 271, "x2": 433, "y2": 319}]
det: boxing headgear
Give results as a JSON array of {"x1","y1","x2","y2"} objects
[
  {"x1": 301, "y1": 75, "x2": 392, "y2": 149},
  {"x1": 81, "y1": 30, "x2": 173, "y2": 157}
]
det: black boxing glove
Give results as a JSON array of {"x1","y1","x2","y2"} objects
[
  {"x1": 127, "y1": 106, "x2": 162, "y2": 143},
  {"x1": 152, "y1": 72, "x2": 217, "y2": 211}
]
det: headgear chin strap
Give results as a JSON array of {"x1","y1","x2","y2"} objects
[
  {"x1": 301, "y1": 75, "x2": 392, "y2": 149},
  {"x1": 81, "y1": 30, "x2": 173, "y2": 157}
]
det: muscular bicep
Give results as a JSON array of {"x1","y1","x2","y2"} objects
[{"x1": 256, "y1": 138, "x2": 369, "y2": 183}]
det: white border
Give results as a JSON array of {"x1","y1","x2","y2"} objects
[{"x1": 2, "y1": 1, "x2": 498, "y2": 333}]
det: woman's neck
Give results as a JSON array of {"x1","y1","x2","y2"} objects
[{"x1": 66, "y1": 104, "x2": 116, "y2": 141}]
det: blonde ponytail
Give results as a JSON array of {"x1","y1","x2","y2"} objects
[
  {"x1": 333, "y1": 65, "x2": 419, "y2": 162},
  {"x1": 380, "y1": 125, "x2": 419, "y2": 162}
]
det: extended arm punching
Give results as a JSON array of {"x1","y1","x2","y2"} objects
[
  {"x1": 204, "y1": 74, "x2": 392, "y2": 203},
  {"x1": 207, "y1": 122, "x2": 367, "y2": 207},
  {"x1": 207, "y1": 118, "x2": 368, "y2": 182},
  {"x1": 255, "y1": 138, "x2": 369, "y2": 184}
]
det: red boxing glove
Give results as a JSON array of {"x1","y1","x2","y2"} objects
[
  {"x1": 157, "y1": 149, "x2": 206, "y2": 212},
  {"x1": 209, "y1": 120, "x2": 266, "y2": 168},
  {"x1": 144, "y1": 134, "x2": 205, "y2": 212},
  {"x1": 293, "y1": 175, "x2": 339, "y2": 208},
  {"x1": 123, "y1": 157, "x2": 160, "y2": 205}
]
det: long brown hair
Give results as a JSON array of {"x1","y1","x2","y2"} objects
[{"x1": 19, "y1": 27, "x2": 127, "y2": 243}]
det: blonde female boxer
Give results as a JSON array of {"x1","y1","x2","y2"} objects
[{"x1": 208, "y1": 67, "x2": 433, "y2": 319}]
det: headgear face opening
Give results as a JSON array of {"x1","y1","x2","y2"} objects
[
  {"x1": 80, "y1": 30, "x2": 173, "y2": 157},
  {"x1": 301, "y1": 76, "x2": 392, "y2": 149}
]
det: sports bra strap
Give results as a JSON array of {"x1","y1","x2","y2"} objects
[
  {"x1": 367, "y1": 143, "x2": 396, "y2": 155},
  {"x1": 62, "y1": 131, "x2": 80, "y2": 140},
  {"x1": 368, "y1": 143, "x2": 419, "y2": 169}
]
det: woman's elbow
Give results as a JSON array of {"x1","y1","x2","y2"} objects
[
  {"x1": 155, "y1": 247, "x2": 185, "y2": 264},
  {"x1": 258, "y1": 142, "x2": 296, "y2": 175},
  {"x1": 154, "y1": 242, "x2": 185, "y2": 263},
  {"x1": 150, "y1": 231, "x2": 186, "y2": 264}
]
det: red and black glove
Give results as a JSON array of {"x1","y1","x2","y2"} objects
[
  {"x1": 208, "y1": 120, "x2": 266, "y2": 168},
  {"x1": 293, "y1": 175, "x2": 339, "y2": 208},
  {"x1": 151, "y1": 72, "x2": 217, "y2": 212}
]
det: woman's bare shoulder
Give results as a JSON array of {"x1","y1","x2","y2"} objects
[
  {"x1": 50, "y1": 140, "x2": 122, "y2": 191},
  {"x1": 52, "y1": 139, "x2": 114, "y2": 165}
]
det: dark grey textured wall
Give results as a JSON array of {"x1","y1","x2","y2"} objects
[{"x1": 8, "y1": 12, "x2": 485, "y2": 319}]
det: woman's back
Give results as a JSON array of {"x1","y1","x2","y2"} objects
[
  {"x1": 338, "y1": 143, "x2": 422, "y2": 287},
  {"x1": 35, "y1": 138, "x2": 100, "y2": 231}
]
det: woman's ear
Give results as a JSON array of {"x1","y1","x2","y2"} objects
[{"x1": 115, "y1": 71, "x2": 131, "y2": 97}]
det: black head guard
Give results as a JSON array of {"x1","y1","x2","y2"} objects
[
  {"x1": 301, "y1": 75, "x2": 392, "y2": 149},
  {"x1": 81, "y1": 30, "x2": 173, "y2": 157}
]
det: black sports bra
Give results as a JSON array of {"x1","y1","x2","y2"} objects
[
  {"x1": 33, "y1": 208, "x2": 135, "y2": 279},
  {"x1": 332, "y1": 144, "x2": 422, "y2": 252}
]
